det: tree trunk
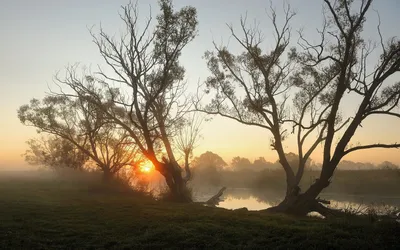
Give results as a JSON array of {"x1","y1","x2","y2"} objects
[
  {"x1": 159, "y1": 161, "x2": 193, "y2": 202},
  {"x1": 152, "y1": 158, "x2": 226, "y2": 204},
  {"x1": 102, "y1": 169, "x2": 114, "y2": 183},
  {"x1": 264, "y1": 178, "x2": 335, "y2": 217}
]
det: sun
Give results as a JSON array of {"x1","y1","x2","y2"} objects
[{"x1": 139, "y1": 162, "x2": 154, "y2": 173}]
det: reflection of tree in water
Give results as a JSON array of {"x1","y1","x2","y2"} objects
[
  {"x1": 321, "y1": 193, "x2": 400, "y2": 208},
  {"x1": 220, "y1": 188, "x2": 399, "y2": 213},
  {"x1": 223, "y1": 188, "x2": 284, "y2": 206},
  {"x1": 194, "y1": 185, "x2": 400, "y2": 212},
  {"x1": 190, "y1": 151, "x2": 400, "y2": 212}
]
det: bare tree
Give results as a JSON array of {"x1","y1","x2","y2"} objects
[
  {"x1": 54, "y1": 0, "x2": 200, "y2": 201},
  {"x1": 175, "y1": 113, "x2": 203, "y2": 183},
  {"x1": 18, "y1": 88, "x2": 141, "y2": 182},
  {"x1": 196, "y1": 0, "x2": 400, "y2": 216}
]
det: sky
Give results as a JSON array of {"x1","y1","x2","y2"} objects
[{"x1": 1, "y1": 0, "x2": 400, "y2": 170}]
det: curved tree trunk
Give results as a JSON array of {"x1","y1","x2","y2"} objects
[
  {"x1": 149, "y1": 155, "x2": 225, "y2": 204},
  {"x1": 263, "y1": 178, "x2": 340, "y2": 217},
  {"x1": 165, "y1": 171, "x2": 193, "y2": 203},
  {"x1": 154, "y1": 160, "x2": 193, "y2": 202}
]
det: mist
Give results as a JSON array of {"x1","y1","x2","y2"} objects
[
  {"x1": 189, "y1": 151, "x2": 400, "y2": 209},
  {"x1": 2, "y1": 0, "x2": 400, "y2": 248}
]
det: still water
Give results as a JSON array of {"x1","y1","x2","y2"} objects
[{"x1": 194, "y1": 187, "x2": 400, "y2": 214}]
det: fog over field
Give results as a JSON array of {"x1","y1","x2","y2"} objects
[{"x1": 1, "y1": 0, "x2": 400, "y2": 248}]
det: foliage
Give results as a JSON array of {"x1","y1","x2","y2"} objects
[
  {"x1": 191, "y1": 151, "x2": 227, "y2": 169},
  {"x1": 251, "y1": 168, "x2": 400, "y2": 196},
  {"x1": 18, "y1": 81, "x2": 141, "y2": 179},
  {"x1": 189, "y1": 151, "x2": 399, "y2": 197},
  {"x1": 196, "y1": 0, "x2": 400, "y2": 213},
  {"x1": 231, "y1": 157, "x2": 252, "y2": 171},
  {"x1": 23, "y1": 135, "x2": 88, "y2": 171},
  {"x1": 190, "y1": 151, "x2": 227, "y2": 186},
  {"x1": 47, "y1": 0, "x2": 199, "y2": 199}
]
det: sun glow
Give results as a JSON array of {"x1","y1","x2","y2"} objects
[{"x1": 139, "y1": 162, "x2": 154, "y2": 173}]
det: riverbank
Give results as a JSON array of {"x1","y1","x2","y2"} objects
[
  {"x1": 0, "y1": 173, "x2": 398, "y2": 249},
  {"x1": 205, "y1": 168, "x2": 400, "y2": 197}
]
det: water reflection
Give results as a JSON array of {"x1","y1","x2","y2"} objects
[
  {"x1": 218, "y1": 195, "x2": 272, "y2": 210},
  {"x1": 196, "y1": 188, "x2": 400, "y2": 214}
]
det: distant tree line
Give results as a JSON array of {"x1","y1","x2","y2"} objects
[{"x1": 191, "y1": 151, "x2": 400, "y2": 196}]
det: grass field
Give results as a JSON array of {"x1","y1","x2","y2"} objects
[{"x1": 0, "y1": 171, "x2": 399, "y2": 249}]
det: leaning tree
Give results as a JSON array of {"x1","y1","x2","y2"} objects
[
  {"x1": 18, "y1": 88, "x2": 141, "y2": 182},
  {"x1": 196, "y1": 0, "x2": 400, "y2": 216},
  {"x1": 55, "y1": 0, "x2": 210, "y2": 202}
]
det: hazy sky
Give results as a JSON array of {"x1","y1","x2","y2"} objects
[{"x1": 1, "y1": 0, "x2": 400, "y2": 170}]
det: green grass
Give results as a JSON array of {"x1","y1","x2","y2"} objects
[{"x1": 0, "y1": 172, "x2": 399, "y2": 249}]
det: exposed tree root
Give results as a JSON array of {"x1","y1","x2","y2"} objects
[
  {"x1": 313, "y1": 202, "x2": 348, "y2": 218},
  {"x1": 261, "y1": 196, "x2": 348, "y2": 218}
]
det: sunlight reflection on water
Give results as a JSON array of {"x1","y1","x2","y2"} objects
[{"x1": 217, "y1": 195, "x2": 272, "y2": 210}]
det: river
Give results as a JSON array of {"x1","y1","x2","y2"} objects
[{"x1": 193, "y1": 187, "x2": 400, "y2": 215}]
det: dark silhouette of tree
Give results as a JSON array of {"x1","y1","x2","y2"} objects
[
  {"x1": 196, "y1": 0, "x2": 400, "y2": 216},
  {"x1": 44, "y1": 1, "x2": 210, "y2": 202},
  {"x1": 18, "y1": 92, "x2": 141, "y2": 182},
  {"x1": 24, "y1": 135, "x2": 88, "y2": 171},
  {"x1": 175, "y1": 113, "x2": 203, "y2": 184}
]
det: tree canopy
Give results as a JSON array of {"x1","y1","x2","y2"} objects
[{"x1": 195, "y1": 0, "x2": 400, "y2": 215}]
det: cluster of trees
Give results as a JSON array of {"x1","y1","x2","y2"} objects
[
  {"x1": 20, "y1": 95, "x2": 142, "y2": 182},
  {"x1": 190, "y1": 151, "x2": 317, "y2": 173},
  {"x1": 191, "y1": 151, "x2": 399, "y2": 192},
  {"x1": 19, "y1": 0, "x2": 400, "y2": 216},
  {"x1": 230, "y1": 153, "x2": 317, "y2": 172},
  {"x1": 20, "y1": 0, "x2": 200, "y2": 202}
]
